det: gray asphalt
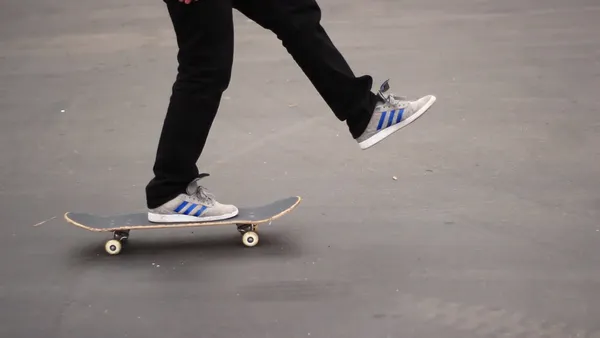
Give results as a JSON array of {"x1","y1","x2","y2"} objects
[{"x1": 1, "y1": 0, "x2": 599, "y2": 337}]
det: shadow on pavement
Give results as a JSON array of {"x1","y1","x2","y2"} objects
[{"x1": 63, "y1": 226, "x2": 305, "y2": 268}]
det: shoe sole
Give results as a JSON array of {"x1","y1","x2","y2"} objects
[
  {"x1": 148, "y1": 209, "x2": 239, "y2": 223},
  {"x1": 358, "y1": 95, "x2": 436, "y2": 150}
]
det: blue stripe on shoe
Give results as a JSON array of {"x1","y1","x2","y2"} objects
[
  {"x1": 395, "y1": 108, "x2": 405, "y2": 123},
  {"x1": 174, "y1": 201, "x2": 188, "y2": 213},
  {"x1": 193, "y1": 205, "x2": 207, "y2": 217},
  {"x1": 183, "y1": 203, "x2": 197, "y2": 215},
  {"x1": 377, "y1": 111, "x2": 387, "y2": 130},
  {"x1": 387, "y1": 110, "x2": 396, "y2": 128}
]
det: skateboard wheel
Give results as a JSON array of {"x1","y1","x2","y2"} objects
[
  {"x1": 105, "y1": 239, "x2": 122, "y2": 255},
  {"x1": 242, "y1": 231, "x2": 259, "y2": 247}
]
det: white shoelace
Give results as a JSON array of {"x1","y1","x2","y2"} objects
[{"x1": 191, "y1": 185, "x2": 216, "y2": 206}]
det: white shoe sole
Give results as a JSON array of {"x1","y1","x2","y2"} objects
[
  {"x1": 148, "y1": 209, "x2": 239, "y2": 223},
  {"x1": 358, "y1": 95, "x2": 436, "y2": 150}
]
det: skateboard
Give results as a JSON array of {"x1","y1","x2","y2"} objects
[{"x1": 64, "y1": 196, "x2": 301, "y2": 255}]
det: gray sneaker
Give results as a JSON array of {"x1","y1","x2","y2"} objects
[
  {"x1": 356, "y1": 80, "x2": 436, "y2": 149},
  {"x1": 148, "y1": 177, "x2": 239, "y2": 223}
]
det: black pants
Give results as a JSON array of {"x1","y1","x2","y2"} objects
[{"x1": 146, "y1": 0, "x2": 379, "y2": 208}]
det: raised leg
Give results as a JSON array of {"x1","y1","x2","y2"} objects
[{"x1": 232, "y1": 0, "x2": 379, "y2": 138}]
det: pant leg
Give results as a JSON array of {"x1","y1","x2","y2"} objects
[
  {"x1": 146, "y1": 0, "x2": 234, "y2": 209},
  {"x1": 233, "y1": 0, "x2": 379, "y2": 138}
]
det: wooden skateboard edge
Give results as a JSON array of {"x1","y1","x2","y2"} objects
[{"x1": 64, "y1": 196, "x2": 302, "y2": 232}]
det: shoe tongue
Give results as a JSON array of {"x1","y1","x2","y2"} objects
[
  {"x1": 185, "y1": 174, "x2": 210, "y2": 195},
  {"x1": 186, "y1": 179, "x2": 201, "y2": 195}
]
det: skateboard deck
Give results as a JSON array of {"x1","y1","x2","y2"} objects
[{"x1": 64, "y1": 196, "x2": 301, "y2": 254}]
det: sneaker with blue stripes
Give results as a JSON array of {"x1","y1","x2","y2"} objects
[
  {"x1": 148, "y1": 177, "x2": 238, "y2": 223},
  {"x1": 356, "y1": 80, "x2": 436, "y2": 149}
]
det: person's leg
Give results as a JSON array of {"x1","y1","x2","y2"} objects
[
  {"x1": 233, "y1": 0, "x2": 436, "y2": 148},
  {"x1": 145, "y1": 0, "x2": 238, "y2": 222},
  {"x1": 233, "y1": 0, "x2": 377, "y2": 138}
]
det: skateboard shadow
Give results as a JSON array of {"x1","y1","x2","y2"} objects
[{"x1": 66, "y1": 226, "x2": 304, "y2": 267}]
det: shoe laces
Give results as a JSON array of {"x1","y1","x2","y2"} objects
[
  {"x1": 186, "y1": 174, "x2": 217, "y2": 205},
  {"x1": 385, "y1": 93, "x2": 407, "y2": 105},
  {"x1": 377, "y1": 79, "x2": 407, "y2": 106},
  {"x1": 191, "y1": 185, "x2": 216, "y2": 205}
]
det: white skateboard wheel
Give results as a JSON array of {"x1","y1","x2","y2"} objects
[
  {"x1": 105, "y1": 239, "x2": 122, "y2": 255},
  {"x1": 242, "y1": 232, "x2": 259, "y2": 247}
]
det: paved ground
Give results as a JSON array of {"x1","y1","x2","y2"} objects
[{"x1": 1, "y1": 0, "x2": 599, "y2": 337}]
